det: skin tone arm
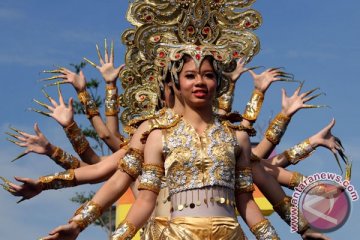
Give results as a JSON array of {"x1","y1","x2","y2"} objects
[
  {"x1": 39, "y1": 126, "x2": 161, "y2": 240},
  {"x1": 4, "y1": 121, "x2": 150, "y2": 204},
  {"x1": 34, "y1": 87, "x2": 100, "y2": 164},
  {"x1": 43, "y1": 66, "x2": 122, "y2": 152},
  {"x1": 84, "y1": 40, "x2": 124, "y2": 139},
  {"x1": 6, "y1": 122, "x2": 88, "y2": 167},
  {"x1": 268, "y1": 118, "x2": 341, "y2": 168},
  {"x1": 234, "y1": 130, "x2": 267, "y2": 228}
]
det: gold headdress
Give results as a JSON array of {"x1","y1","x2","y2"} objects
[{"x1": 119, "y1": 0, "x2": 262, "y2": 130}]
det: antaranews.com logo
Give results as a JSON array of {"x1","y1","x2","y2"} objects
[{"x1": 291, "y1": 172, "x2": 358, "y2": 233}]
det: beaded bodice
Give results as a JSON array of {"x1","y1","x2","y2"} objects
[{"x1": 163, "y1": 117, "x2": 239, "y2": 196}]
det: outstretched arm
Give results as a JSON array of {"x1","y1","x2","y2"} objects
[
  {"x1": 39, "y1": 128, "x2": 162, "y2": 240},
  {"x1": 6, "y1": 123, "x2": 83, "y2": 169},
  {"x1": 41, "y1": 67, "x2": 123, "y2": 152},
  {"x1": 33, "y1": 86, "x2": 100, "y2": 164},
  {"x1": 84, "y1": 39, "x2": 124, "y2": 140},
  {"x1": 253, "y1": 83, "x2": 324, "y2": 158}
]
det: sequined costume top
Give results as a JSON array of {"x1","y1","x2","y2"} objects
[{"x1": 162, "y1": 116, "x2": 240, "y2": 196}]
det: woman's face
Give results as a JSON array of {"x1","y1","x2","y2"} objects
[{"x1": 178, "y1": 57, "x2": 217, "y2": 108}]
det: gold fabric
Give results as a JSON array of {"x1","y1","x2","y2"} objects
[
  {"x1": 50, "y1": 146, "x2": 80, "y2": 169},
  {"x1": 288, "y1": 172, "x2": 306, "y2": 189},
  {"x1": 112, "y1": 220, "x2": 136, "y2": 240},
  {"x1": 217, "y1": 81, "x2": 235, "y2": 112},
  {"x1": 138, "y1": 164, "x2": 165, "y2": 194},
  {"x1": 70, "y1": 200, "x2": 103, "y2": 231},
  {"x1": 163, "y1": 117, "x2": 239, "y2": 196},
  {"x1": 242, "y1": 89, "x2": 264, "y2": 122},
  {"x1": 160, "y1": 217, "x2": 245, "y2": 240},
  {"x1": 284, "y1": 139, "x2": 314, "y2": 165},
  {"x1": 77, "y1": 90, "x2": 99, "y2": 118},
  {"x1": 235, "y1": 167, "x2": 255, "y2": 193},
  {"x1": 265, "y1": 113, "x2": 290, "y2": 145},
  {"x1": 118, "y1": 148, "x2": 144, "y2": 179},
  {"x1": 39, "y1": 169, "x2": 76, "y2": 190},
  {"x1": 250, "y1": 218, "x2": 279, "y2": 240},
  {"x1": 142, "y1": 217, "x2": 169, "y2": 240},
  {"x1": 64, "y1": 121, "x2": 90, "y2": 155},
  {"x1": 105, "y1": 85, "x2": 119, "y2": 116}
]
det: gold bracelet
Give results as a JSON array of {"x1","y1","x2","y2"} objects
[
  {"x1": 118, "y1": 148, "x2": 144, "y2": 180},
  {"x1": 50, "y1": 146, "x2": 80, "y2": 169},
  {"x1": 39, "y1": 169, "x2": 76, "y2": 190},
  {"x1": 77, "y1": 90, "x2": 99, "y2": 118},
  {"x1": 265, "y1": 113, "x2": 290, "y2": 145},
  {"x1": 288, "y1": 172, "x2": 306, "y2": 189},
  {"x1": 69, "y1": 200, "x2": 103, "y2": 232},
  {"x1": 284, "y1": 139, "x2": 314, "y2": 165},
  {"x1": 64, "y1": 121, "x2": 90, "y2": 156},
  {"x1": 235, "y1": 167, "x2": 255, "y2": 193},
  {"x1": 111, "y1": 220, "x2": 136, "y2": 240},
  {"x1": 217, "y1": 81, "x2": 235, "y2": 112},
  {"x1": 250, "y1": 218, "x2": 279, "y2": 240},
  {"x1": 242, "y1": 89, "x2": 264, "y2": 122},
  {"x1": 105, "y1": 85, "x2": 119, "y2": 116}
]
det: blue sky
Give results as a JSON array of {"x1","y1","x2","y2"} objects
[{"x1": 0, "y1": 0, "x2": 359, "y2": 239}]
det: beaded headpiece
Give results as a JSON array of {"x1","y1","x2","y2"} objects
[{"x1": 119, "y1": 0, "x2": 262, "y2": 129}]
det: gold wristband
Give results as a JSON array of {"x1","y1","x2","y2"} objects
[
  {"x1": 77, "y1": 90, "x2": 99, "y2": 118},
  {"x1": 265, "y1": 113, "x2": 290, "y2": 145},
  {"x1": 138, "y1": 164, "x2": 165, "y2": 194},
  {"x1": 250, "y1": 218, "x2": 279, "y2": 240},
  {"x1": 111, "y1": 220, "x2": 136, "y2": 240},
  {"x1": 39, "y1": 169, "x2": 76, "y2": 190},
  {"x1": 284, "y1": 139, "x2": 314, "y2": 165},
  {"x1": 235, "y1": 167, "x2": 255, "y2": 193},
  {"x1": 243, "y1": 89, "x2": 264, "y2": 122},
  {"x1": 105, "y1": 85, "x2": 119, "y2": 116},
  {"x1": 288, "y1": 172, "x2": 306, "y2": 189},
  {"x1": 64, "y1": 121, "x2": 90, "y2": 156},
  {"x1": 50, "y1": 146, "x2": 80, "y2": 169},
  {"x1": 217, "y1": 81, "x2": 235, "y2": 112},
  {"x1": 70, "y1": 200, "x2": 103, "y2": 232}
]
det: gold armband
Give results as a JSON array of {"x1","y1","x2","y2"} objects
[
  {"x1": 284, "y1": 139, "x2": 314, "y2": 165},
  {"x1": 50, "y1": 146, "x2": 80, "y2": 169},
  {"x1": 217, "y1": 81, "x2": 235, "y2": 112},
  {"x1": 111, "y1": 220, "x2": 136, "y2": 240},
  {"x1": 265, "y1": 113, "x2": 290, "y2": 145},
  {"x1": 273, "y1": 196, "x2": 309, "y2": 234},
  {"x1": 118, "y1": 148, "x2": 143, "y2": 179},
  {"x1": 77, "y1": 90, "x2": 99, "y2": 118},
  {"x1": 70, "y1": 200, "x2": 102, "y2": 232},
  {"x1": 288, "y1": 172, "x2": 306, "y2": 189},
  {"x1": 64, "y1": 121, "x2": 90, "y2": 156},
  {"x1": 235, "y1": 167, "x2": 255, "y2": 193},
  {"x1": 243, "y1": 89, "x2": 264, "y2": 122},
  {"x1": 250, "y1": 218, "x2": 279, "y2": 240},
  {"x1": 39, "y1": 169, "x2": 76, "y2": 190},
  {"x1": 138, "y1": 164, "x2": 164, "y2": 194},
  {"x1": 105, "y1": 85, "x2": 119, "y2": 116}
]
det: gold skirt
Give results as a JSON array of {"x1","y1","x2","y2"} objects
[
  {"x1": 142, "y1": 217, "x2": 169, "y2": 240},
  {"x1": 159, "y1": 217, "x2": 246, "y2": 240}
]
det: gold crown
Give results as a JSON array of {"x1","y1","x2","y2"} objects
[{"x1": 119, "y1": 0, "x2": 262, "y2": 128}]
